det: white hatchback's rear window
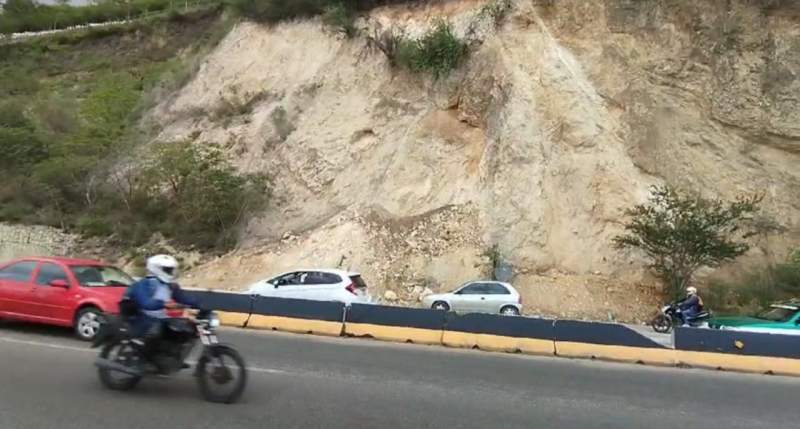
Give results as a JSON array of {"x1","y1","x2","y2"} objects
[{"x1": 349, "y1": 275, "x2": 367, "y2": 289}]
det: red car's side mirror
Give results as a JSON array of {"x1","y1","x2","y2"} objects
[{"x1": 49, "y1": 279, "x2": 70, "y2": 288}]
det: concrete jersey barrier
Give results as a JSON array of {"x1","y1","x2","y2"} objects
[
  {"x1": 442, "y1": 312, "x2": 556, "y2": 355},
  {"x1": 179, "y1": 290, "x2": 800, "y2": 376},
  {"x1": 674, "y1": 327, "x2": 800, "y2": 375},
  {"x1": 553, "y1": 320, "x2": 675, "y2": 365},
  {"x1": 345, "y1": 303, "x2": 447, "y2": 344}
]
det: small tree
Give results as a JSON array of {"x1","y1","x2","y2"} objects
[{"x1": 613, "y1": 185, "x2": 764, "y2": 299}]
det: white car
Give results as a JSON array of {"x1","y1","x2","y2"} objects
[
  {"x1": 247, "y1": 269, "x2": 370, "y2": 305},
  {"x1": 422, "y1": 281, "x2": 522, "y2": 316}
]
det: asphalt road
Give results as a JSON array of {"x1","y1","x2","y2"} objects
[{"x1": 0, "y1": 322, "x2": 797, "y2": 429}]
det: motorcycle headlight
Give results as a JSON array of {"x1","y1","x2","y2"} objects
[{"x1": 209, "y1": 313, "x2": 221, "y2": 328}]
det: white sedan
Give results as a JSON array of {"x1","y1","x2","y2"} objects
[{"x1": 422, "y1": 281, "x2": 522, "y2": 316}]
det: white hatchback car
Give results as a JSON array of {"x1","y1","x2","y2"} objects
[
  {"x1": 422, "y1": 281, "x2": 522, "y2": 316},
  {"x1": 247, "y1": 269, "x2": 370, "y2": 305}
]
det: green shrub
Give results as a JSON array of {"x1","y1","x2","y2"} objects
[
  {"x1": 0, "y1": 200, "x2": 32, "y2": 223},
  {"x1": 228, "y1": 0, "x2": 324, "y2": 23},
  {"x1": 791, "y1": 248, "x2": 800, "y2": 266},
  {"x1": 0, "y1": 67, "x2": 40, "y2": 96},
  {"x1": 395, "y1": 21, "x2": 467, "y2": 79},
  {"x1": 229, "y1": 0, "x2": 410, "y2": 26},
  {"x1": 0, "y1": 127, "x2": 48, "y2": 170},
  {"x1": 322, "y1": 1, "x2": 357, "y2": 37},
  {"x1": 76, "y1": 215, "x2": 114, "y2": 237},
  {"x1": 32, "y1": 97, "x2": 79, "y2": 136},
  {"x1": 614, "y1": 185, "x2": 765, "y2": 299},
  {"x1": 706, "y1": 259, "x2": 800, "y2": 315},
  {"x1": 0, "y1": 102, "x2": 31, "y2": 128},
  {"x1": 132, "y1": 141, "x2": 269, "y2": 249}
]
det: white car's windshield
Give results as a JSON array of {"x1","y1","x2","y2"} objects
[{"x1": 70, "y1": 265, "x2": 134, "y2": 287}]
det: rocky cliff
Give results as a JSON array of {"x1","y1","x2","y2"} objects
[{"x1": 148, "y1": 0, "x2": 799, "y2": 321}]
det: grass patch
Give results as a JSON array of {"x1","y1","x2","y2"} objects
[{"x1": 395, "y1": 21, "x2": 467, "y2": 79}]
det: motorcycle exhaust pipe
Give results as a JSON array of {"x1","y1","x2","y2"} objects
[{"x1": 95, "y1": 358, "x2": 143, "y2": 377}]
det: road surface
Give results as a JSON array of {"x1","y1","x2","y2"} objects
[{"x1": 0, "y1": 321, "x2": 796, "y2": 429}]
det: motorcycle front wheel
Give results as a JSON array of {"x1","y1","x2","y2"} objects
[
  {"x1": 651, "y1": 314, "x2": 673, "y2": 333},
  {"x1": 98, "y1": 341, "x2": 143, "y2": 391},
  {"x1": 196, "y1": 344, "x2": 247, "y2": 404}
]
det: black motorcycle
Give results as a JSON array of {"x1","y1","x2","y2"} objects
[
  {"x1": 92, "y1": 306, "x2": 247, "y2": 404},
  {"x1": 650, "y1": 302, "x2": 711, "y2": 333}
]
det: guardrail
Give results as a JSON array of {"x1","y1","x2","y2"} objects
[{"x1": 183, "y1": 290, "x2": 800, "y2": 377}]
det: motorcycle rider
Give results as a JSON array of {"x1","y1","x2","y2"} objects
[
  {"x1": 677, "y1": 286, "x2": 703, "y2": 327},
  {"x1": 126, "y1": 254, "x2": 197, "y2": 370}
]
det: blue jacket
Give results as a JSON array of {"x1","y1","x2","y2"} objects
[
  {"x1": 125, "y1": 277, "x2": 197, "y2": 333},
  {"x1": 678, "y1": 295, "x2": 702, "y2": 315}
]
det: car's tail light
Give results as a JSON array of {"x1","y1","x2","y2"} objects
[
  {"x1": 518, "y1": 295, "x2": 522, "y2": 304},
  {"x1": 345, "y1": 283, "x2": 357, "y2": 295}
]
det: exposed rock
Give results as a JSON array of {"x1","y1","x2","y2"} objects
[{"x1": 157, "y1": 0, "x2": 800, "y2": 323}]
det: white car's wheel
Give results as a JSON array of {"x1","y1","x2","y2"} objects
[
  {"x1": 431, "y1": 301, "x2": 450, "y2": 311},
  {"x1": 500, "y1": 306, "x2": 520, "y2": 316}
]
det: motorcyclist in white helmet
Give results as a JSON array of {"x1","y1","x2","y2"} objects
[
  {"x1": 124, "y1": 254, "x2": 197, "y2": 370},
  {"x1": 677, "y1": 286, "x2": 703, "y2": 327}
]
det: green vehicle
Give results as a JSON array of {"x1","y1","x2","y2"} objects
[{"x1": 709, "y1": 300, "x2": 800, "y2": 335}]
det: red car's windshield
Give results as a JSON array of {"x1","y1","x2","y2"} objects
[{"x1": 70, "y1": 265, "x2": 134, "y2": 287}]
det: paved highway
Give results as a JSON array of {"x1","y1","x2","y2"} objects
[{"x1": 0, "y1": 321, "x2": 796, "y2": 429}]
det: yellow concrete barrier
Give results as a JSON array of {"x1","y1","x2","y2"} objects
[
  {"x1": 555, "y1": 341, "x2": 677, "y2": 366},
  {"x1": 675, "y1": 350, "x2": 800, "y2": 376},
  {"x1": 246, "y1": 314, "x2": 343, "y2": 337},
  {"x1": 442, "y1": 330, "x2": 555, "y2": 355},
  {"x1": 216, "y1": 311, "x2": 250, "y2": 328},
  {"x1": 344, "y1": 322, "x2": 443, "y2": 345}
]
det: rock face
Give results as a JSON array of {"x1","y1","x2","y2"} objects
[
  {"x1": 0, "y1": 223, "x2": 77, "y2": 261},
  {"x1": 156, "y1": 0, "x2": 800, "y2": 321}
]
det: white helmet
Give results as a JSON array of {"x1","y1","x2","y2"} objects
[
  {"x1": 146, "y1": 254, "x2": 179, "y2": 283},
  {"x1": 686, "y1": 286, "x2": 697, "y2": 296}
]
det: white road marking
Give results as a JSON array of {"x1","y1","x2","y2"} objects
[
  {"x1": 0, "y1": 336, "x2": 93, "y2": 353},
  {"x1": 0, "y1": 335, "x2": 287, "y2": 374}
]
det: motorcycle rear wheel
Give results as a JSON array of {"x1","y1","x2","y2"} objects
[
  {"x1": 98, "y1": 341, "x2": 143, "y2": 391},
  {"x1": 196, "y1": 345, "x2": 247, "y2": 404},
  {"x1": 651, "y1": 314, "x2": 673, "y2": 333}
]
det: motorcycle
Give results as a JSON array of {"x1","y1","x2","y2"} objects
[
  {"x1": 650, "y1": 302, "x2": 711, "y2": 333},
  {"x1": 92, "y1": 305, "x2": 247, "y2": 404}
]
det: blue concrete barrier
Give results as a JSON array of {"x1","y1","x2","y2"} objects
[{"x1": 183, "y1": 290, "x2": 253, "y2": 314}]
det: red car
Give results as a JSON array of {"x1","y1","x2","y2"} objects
[{"x1": 0, "y1": 256, "x2": 136, "y2": 341}]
